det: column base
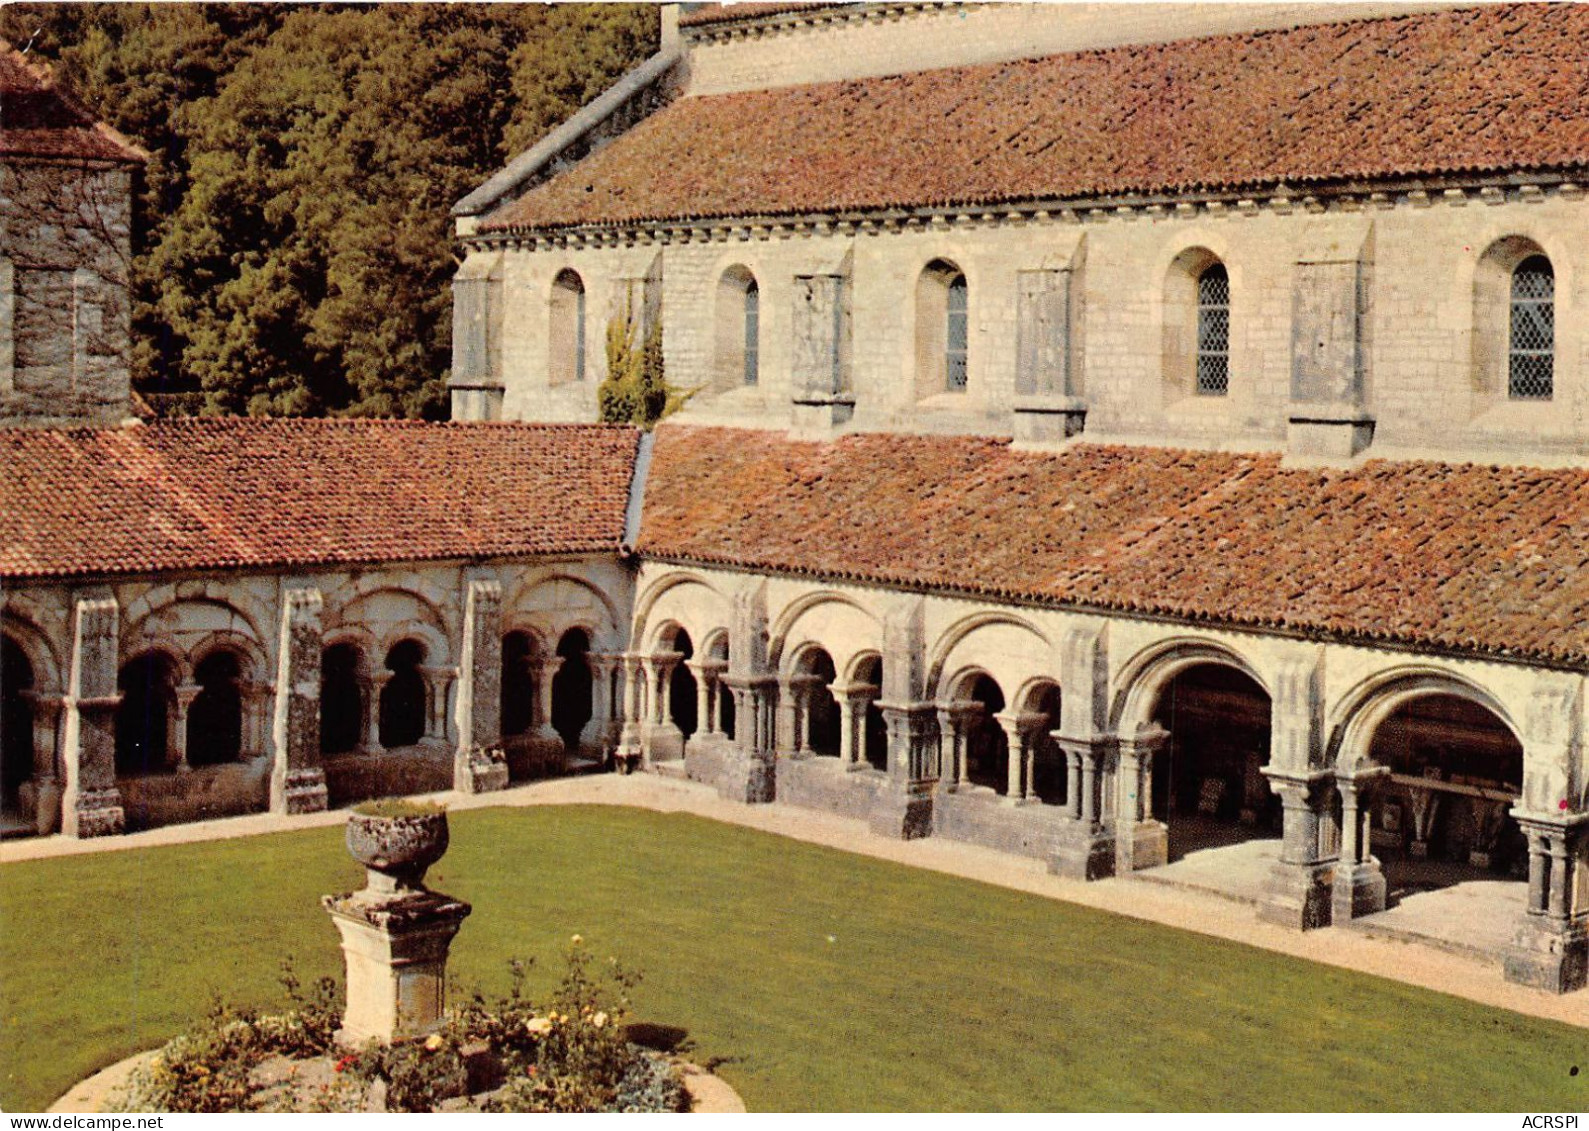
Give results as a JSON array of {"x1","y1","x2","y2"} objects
[
  {"x1": 1332, "y1": 859, "x2": 1387, "y2": 922},
  {"x1": 717, "y1": 748, "x2": 775, "y2": 804},
  {"x1": 63, "y1": 787, "x2": 124, "y2": 838},
  {"x1": 454, "y1": 748, "x2": 508, "y2": 794},
  {"x1": 1257, "y1": 860, "x2": 1335, "y2": 930},
  {"x1": 868, "y1": 785, "x2": 934, "y2": 840},
  {"x1": 643, "y1": 722, "x2": 684, "y2": 765},
  {"x1": 1504, "y1": 917, "x2": 1589, "y2": 994},
  {"x1": 1121, "y1": 819, "x2": 1168, "y2": 872},
  {"x1": 1050, "y1": 823, "x2": 1117, "y2": 881},
  {"x1": 323, "y1": 889, "x2": 472, "y2": 1045},
  {"x1": 271, "y1": 766, "x2": 329, "y2": 815}
]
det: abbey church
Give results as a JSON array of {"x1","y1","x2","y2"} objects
[{"x1": 6, "y1": 2, "x2": 1589, "y2": 995}]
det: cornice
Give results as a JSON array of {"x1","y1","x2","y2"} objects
[{"x1": 460, "y1": 172, "x2": 1587, "y2": 255}]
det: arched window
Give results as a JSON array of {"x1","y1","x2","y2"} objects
[
  {"x1": 549, "y1": 269, "x2": 586, "y2": 386},
  {"x1": 1510, "y1": 255, "x2": 1554, "y2": 400},
  {"x1": 743, "y1": 280, "x2": 760, "y2": 387},
  {"x1": 2, "y1": 637, "x2": 36, "y2": 805},
  {"x1": 916, "y1": 260, "x2": 968, "y2": 397},
  {"x1": 1195, "y1": 263, "x2": 1229, "y2": 396},
  {"x1": 715, "y1": 266, "x2": 759, "y2": 391},
  {"x1": 946, "y1": 273, "x2": 968, "y2": 392}
]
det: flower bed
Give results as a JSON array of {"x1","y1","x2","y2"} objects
[{"x1": 110, "y1": 940, "x2": 687, "y2": 1114}]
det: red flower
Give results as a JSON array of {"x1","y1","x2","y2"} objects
[
  {"x1": 1562, "y1": 799, "x2": 1571, "y2": 811},
  {"x1": 335, "y1": 1055, "x2": 358, "y2": 1074}
]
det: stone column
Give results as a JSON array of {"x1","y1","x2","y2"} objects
[
  {"x1": 532, "y1": 657, "x2": 564, "y2": 743},
  {"x1": 1112, "y1": 726, "x2": 1168, "y2": 873},
  {"x1": 22, "y1": 691, "x2": 65, "y2": 835},
  {"x1": 365, "y1": 672, "x2": 391, "y2": 754},
  {"x1": 453, "y1": 578, "x2": 508, "y2": 794},
  {"x1": 418, "y1": 665, "x2": 455, "y2": 743},
  {"x1": 832, "y1": 680, "x2": 878, "y2": 771},
  {"x1": 935, "y1": 700, "x2": 976, "y2": 791},
  {"x1": 586, "y1": 652, "x2": 621, "y2": 750},
  {"x1": 641, "y1": 651, "x2": 684, "y2": 764},
  {"x1": 687, "y1": 660, "x2": 713, "y2": 738},
  {"x1": 171, "y1": 683, "x2": 202, "y2": 772},
  {"x1": 1257, "y1": 769, "x2": 1337, "y2": 930},
  {"x1": 271, "y1": 587, "x2": 328, "y2": 815},
  {"x1": 1332, "y1": 765, "x2": 1389, "y2": 922},
  {"x1": 718, "y1": 674, "x2": 777, "y2": 803},
  {"x1": 866, "y1": 700, "x2": 937, "y2": 839},
  {"x1": 616, "y1": 654, "x2": 644, "y2": 761},
  {"x1": 1504, "y1": 812, "x2": 1589, "y2": 993},
  {"x1": 60, "y1": 594, "x2": 124, "y2": 838},
  {"x1": 1050, "y1": 733, "x2": 1119, "y2": 881},
  {"x1": 994, "y1": 712, "x2": 1032, "y2": 803}
]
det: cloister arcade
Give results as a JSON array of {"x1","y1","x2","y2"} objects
[{"x1": 1, "y1": 557, "x2": 1585, "y2": 991}]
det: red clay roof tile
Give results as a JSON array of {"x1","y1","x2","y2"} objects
[
  {"x1": 487, "y1": 4, "x2": 1589, "y2": 231},
  {"x1": 0, "y1": 39, "x2": 145, "y2": 164},
  {"x1": 0, "y1": 419, "x2": 639, "y2": 580},
  {"x1": 638, "y1": 425, "x2": 1589, "y2": 666}
]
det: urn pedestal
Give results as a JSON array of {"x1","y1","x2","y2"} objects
[{"x1": 323, "y1": 808, "x2": 471, "y2": 1045}]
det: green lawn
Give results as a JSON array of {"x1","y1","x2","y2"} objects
[{"x1": 1, "y1": 805, "x2": 1585, "y2": 1111}]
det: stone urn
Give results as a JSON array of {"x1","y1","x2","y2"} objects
[{"x1": 345, "y1": 802, "x2": 449, "y2": 899}]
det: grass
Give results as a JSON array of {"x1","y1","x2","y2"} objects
[{"x1": 2, "y1": 804, "x2": 1586, "y2": 1111}]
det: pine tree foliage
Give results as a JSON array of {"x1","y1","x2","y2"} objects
[{"x1": 0, "y1": 3, "x2": 657, "y2": 419}]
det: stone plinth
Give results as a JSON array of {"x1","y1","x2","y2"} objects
[{"x1": 323, "y1": 889, "x2": 472, "y2": 1045}]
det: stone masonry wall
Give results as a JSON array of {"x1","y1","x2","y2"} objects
[
  {"x1": 481, "y1": 186, "x2": 1589, "y2": 463},
  {"x1": 0, "y1": 159, "x2": 133, "y2": 428}
]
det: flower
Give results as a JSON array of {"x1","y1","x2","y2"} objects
[
  {"x1": 571, "y1": 934, "x2": 583, "y2": 946},
  {"x1": 1562, "y1": 799, "x2": 1572, "y2": 811},
  {"x1": 424, "y1": 1033, "x2": 445, "y2": 1051},
  {"x1": 592, "y1": 1011, "x2": 608, "y2": 1029},
  {"x1": 334, "y1": 1055, "x2": 357, "y2": 1074},
  {"x1": 525, "y1": 1016, "x2": 553, "y2": 1036}
]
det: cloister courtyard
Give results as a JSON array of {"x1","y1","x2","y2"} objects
[{"x1": 3, "y1": 772, "x2": 1587, "y2": 1113}]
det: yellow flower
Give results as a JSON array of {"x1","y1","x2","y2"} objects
[
  {"x1": 525, "y1": 1017, "x2": 553, "y2": 1036},
  {"x1": 571, "y1": 934, "x2": 583, "y2": 946},
  {"x1": 424, "y1": 1033, "x2": 445, "y2": 1051},
  {"x1": 592, "y1": 1011, "x2": 608, "y2": 1030}
]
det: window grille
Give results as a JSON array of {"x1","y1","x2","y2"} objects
[
  {"x1": 1509, "y1": 255, "x2": 1553, "y2": 400},
  {"x1": 1196, "y1": 264, "x2": 1229, "y2": 396},
  {"x1": 743, "y1": 280, "x2": 759, "y2": 386},
  {"x1": 946, "y1": 273, "x2": 968, "y2": 391}
]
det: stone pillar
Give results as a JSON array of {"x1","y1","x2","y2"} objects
[
  {"x1": 586, "y1": 653, "x2": 620, "y2": 750},
  {"x1": 60, "y1": 594, "x2": 124, "y2": 838},
  {"x1": 868, "y1": 701, "x2": 937, "y2": 840},
  {"x1": 833, "y1": 680, "x2": 879, "y2": 771},
  {"x1": 1012, "y1": 264, "x2": 1088, "y2": 441},
  {"x1": 789, "y1": 274, "x2": 854, "y2": 433},
  {"x1": 1286, "y1": 223, "x2": 1375, "y2": 460},
  {"x1": 1050, "y1": 734, "x2": 1119, "y2": 880},
  {"x1": 1332, "y1": 765, "x2": 1388, "y2": 922},
  {"x1": 641, "y1": 651, "x2": 684, "y2": 764},
  {"x1": 22, "y1": 691, "x2": 65, "y2": 835},
  {"x1": 718, "y1": 674, "x2": 776, "y2": 803},
  {"x1": 1112, "y1": 726, "x2": 1168, "y2": 873},
  {"x1": 995, "y1": 712, "x2": 1039, "y2": 803},
  {"x1": 365, "y1": 672, "x2": 391, "y2": 754},
  {"x1": 532, "y1": 657, "x2": 564, "y2": 743},
  {"x1": 453, "y1": 578, "x2": 508, "y2": 794},
  {"x1": 1504, "y1": 812, "x2": 1589, "y2": 993},
  {"x1": 271, "y1": 587, "x2": 328, "y2": 815},
  {"x1": 171, "y1": 683, "x2": 201, "y2": 772},
  {"x1": 687, "y1": 660, "x2": 713, "y2": 738},
  {"x1": 418, "y1": 665, "x2": 454, "y2": 743},
  {"x1": 935, "y1": 700, "x2": 976, "y2": 790},
  {"x1": 1257, "y1": 769, "x2": 1337, "y2": 930},
  {"x1": 617, "y1": 653, "x2": 644, "y2": 761}
]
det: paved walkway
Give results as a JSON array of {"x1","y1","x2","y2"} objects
[{"x1": 6, "y1": 773, "x2": 1588, "y2": 1029}]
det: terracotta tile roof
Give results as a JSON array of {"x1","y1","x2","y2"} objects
[
  {"x1": 0, "y1": 40, "x2": 145, "y2": 164},
  {"x1": 679, "y1": 3, "x2": 850, "y2": 28},
  {"x1": 487, "y1": 4, "x2": 1589, "y2": 231},
  {"x1": 637, "y1": 425, "x2": 1589, "y2": 666},
  {"x1": 0, "y1": 419, "x2": 639, "y2": 580}
]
